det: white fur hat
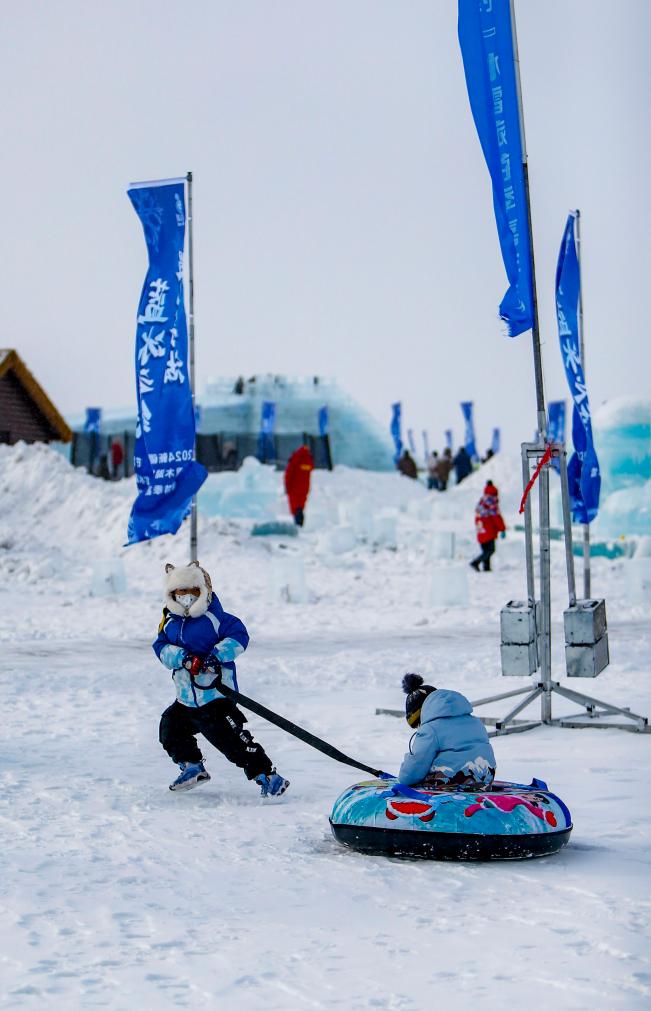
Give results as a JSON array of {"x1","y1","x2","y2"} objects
[{"x1": 164, "y1": 561, "x2": 213, "y2": 618}]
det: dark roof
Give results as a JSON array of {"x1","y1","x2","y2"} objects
[{"x1": 0, "y1": 349, "x2": 72, "y2": 443}]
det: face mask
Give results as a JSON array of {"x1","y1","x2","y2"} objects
[{"x1": 176, "y1": 593, "x2": 198, "y2": 609}]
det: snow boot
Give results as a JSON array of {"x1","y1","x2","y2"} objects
[
  {"x1": 256, "y1": 770, "x2": 290, "y2": 798},
  {"x1": 169, "y1": 761, "x2": 211, "y2": 792},
  {"x1": 469, "y1": 559, "x2": 481, "y2": 572}
]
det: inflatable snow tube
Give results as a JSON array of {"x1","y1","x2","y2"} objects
[{"x1": 330, "y1": 778, "x2": 572, "y2": 860}]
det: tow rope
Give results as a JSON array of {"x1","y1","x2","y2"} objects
[{"x1": 189, "y1": 657, "x2": 392, "y2": 780}]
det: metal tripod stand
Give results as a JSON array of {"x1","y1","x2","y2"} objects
[{"x1": 472, "y1": 441, "x2": 649, "y2": 737}]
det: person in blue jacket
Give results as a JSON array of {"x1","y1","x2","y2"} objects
[
  {"x1": 153, "y1": 561, "x2": 289, "y2": 797},
  {"x1": 398, "y1": 673, "x2": 496, "y2": 787}
]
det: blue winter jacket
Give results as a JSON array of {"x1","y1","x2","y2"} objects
[
  {"x1": 152, "y1": 596, "x2": 249, "y2": 708},
  {"x1": 398, "y1": 690, "x2": 496, "y2": 786}
]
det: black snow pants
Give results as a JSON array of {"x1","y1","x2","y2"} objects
[
  {"x1": 472, "y1": 539, "x2": 496, "y2": 571},
  {"x1": 159, "y1": 699, "x2": 273, "y2": 780}
]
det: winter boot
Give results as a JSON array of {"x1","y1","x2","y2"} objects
[
  {"x1": 169, "y1": 761, "x2": 211, "y2": 792},
  {"x1": 469, "y1": 558, "x2": 481, "y2": 572},
  {"x1": 256, "y1": 770, "x2": 290, "y2": 798}
]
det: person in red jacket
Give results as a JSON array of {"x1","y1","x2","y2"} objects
[
  {"x1": 110, "y1": 439, "x2": 124, "y2": 480},
  {"x1": 470, "y1": 480, "x2": 506, "y2": 572},
  {"x1": 284, "y1": 445, "x2": 314, "y2": 526}
]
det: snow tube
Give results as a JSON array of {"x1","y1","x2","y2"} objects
[{"x1": 330, "y1": 778, "x2": 572, "y2": 860}]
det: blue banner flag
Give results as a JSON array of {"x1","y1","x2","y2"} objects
[
  {"x1": 84, "y1": 407, "x2": 102, "y2": 433},
  {"x1": 460, "y1": 402, "x2": 478, "y2": 460},
  {"x1": 445, "y1": 429, "x2": 453, "y2": 451},
  {"x1": 547, "y1": 400, "x2": 566, "y2": 446},
  {"x1": 318, "y1": 405, "x2": 329, "y2": 437},
  {"x1": 547, "y1": 400, "x2": 566, "y2": 474},
  {"x1": 407, "y1": 428, "x2": 416, "y2": 455},
  {"x1": 555, "y1": 214, "x2": 600, "y2": 523},
  {"x1": 422, "y1": 429, "x2": 430, "y2": 460},
  {"x1": 458, "y1": 0, "x2": 533, "y2": 337},
  {"x1": 258, "y1": 400, "x2": 276, "y2": 462},
  {"x1": 491, "y1": 427, "x2": 501, "y2": 454},
  {"x1": 126, "y1": 178, "x2": 206, "y2": 545},
  {"x1": 390, "y1": 403, "x2": 403, "y2": 464}
]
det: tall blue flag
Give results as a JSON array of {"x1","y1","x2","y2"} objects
[
  {"x1": 407, "y1": 428, "x2": 416, "y2": 455},
  {"x1": 555, "y1": 214, "x2": 600, "y2": 523},
  {"x1": 258, "y1": 400, "x2": 276, "y2": 463},
  {"x1": 390, "y1": 403, "x2": 403, "y2": 464},
  {"x1": 84, "y1": 408, "x2": 102, "y2": 433},
  {"x1": 547, "y1": 400, "x2": 566, "y2": 474},
  {"x1": 318, "y1": 405, "x2": 329, "y2": 437},
  {"x1": 491, "y1": 427, "x2": 500, "y2": 454},
  {"x1": 458, "y1": 0, "x2": 533, "y2": 337},
  {"x1": 126, "y1": 178, "x2": 206, "y2": 545},
  {"x1": 445, "y1": 429, "x2": 453, "y2": 451},
  {"x1": 422, "y1": 429, "x2": 430, "y2": 460},
  {"x1": 460, "y1": 402, "x2": 478, "y2": 460},
  {"x1": 547, "y1": 400, "x2": 566, "y2": 445}
]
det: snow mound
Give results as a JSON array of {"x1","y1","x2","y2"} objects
[{"x1": 0, "y1": 442, "x2": 133, "y2": 583}]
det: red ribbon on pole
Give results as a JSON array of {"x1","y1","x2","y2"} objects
[{"x1": 519, "y1": 444, "x2": 553, "y2": 514}]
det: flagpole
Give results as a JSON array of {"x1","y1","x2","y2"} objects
[
  {"x1": 509, "y1": 0, "x2": 552, "y2": 721},
  {"x1": 574, "y1": 208, "x2": 591, "y2": 597},
  {"x1": 186, "y1": 171, "x2": 198, "y2": 563},
  {"x1": 455, "y1": 1, "x2": 647, "y2": 737}
]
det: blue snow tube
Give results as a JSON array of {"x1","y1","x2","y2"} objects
[{"x1": 330, "y1": 778, "x2": 572, "y2": 860}]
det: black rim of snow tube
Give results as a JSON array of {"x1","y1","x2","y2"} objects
[{"x1": 329, "y1": 821, "x2": 572, "y2": 861}]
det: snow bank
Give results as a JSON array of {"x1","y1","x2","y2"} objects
[{"x1": 0, "y1": 442, "x2": 133, "y2": 583}]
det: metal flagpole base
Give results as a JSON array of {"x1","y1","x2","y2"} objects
[
  {"x1": 471, "y1": 681, "x2": 650, "y2": 736},
  {"x1": 378, "y1": 679, "x2": 649, "y2": 737}
]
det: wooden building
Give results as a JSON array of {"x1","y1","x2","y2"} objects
[{"x1": 0, "y1": 349, "x2": 72, "y2": 445}]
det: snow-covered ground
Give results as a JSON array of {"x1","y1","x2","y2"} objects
[{"x1": 1, "y1": 444, "x2": 650, "y2": 1010}]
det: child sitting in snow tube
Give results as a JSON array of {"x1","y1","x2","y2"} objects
[
  {"x1": 399, "y1": 674, "x2": 496, "y2": 788},
  {"x1": 152, "y1": 561, "x2": 289, "y2": 797}
]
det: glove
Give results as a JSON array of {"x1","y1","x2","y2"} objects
[
  {"x1": 203, "y1": 654, "x2": 222, "y2": 678},
  {"x1": 500, "y1": 531, "x2": 507, "y2": 539},
  {"x1": 182, "y1": 653, "x2": 202, "y2": 674}
]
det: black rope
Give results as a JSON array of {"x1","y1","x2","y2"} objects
[{"x1": 190, "y1": 667, "x2": 388, "y2": 779}]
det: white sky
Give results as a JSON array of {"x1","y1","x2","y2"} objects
[{"x1": 2, "y1": 0, "x2": 649, "y2": 452}]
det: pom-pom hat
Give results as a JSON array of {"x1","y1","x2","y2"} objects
[{"x1": 402, "y1": 673, "x2": 437, "y2": 727}]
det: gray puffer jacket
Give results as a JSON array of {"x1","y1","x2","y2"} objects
[{"x1": 398, "y1": 689, "x2": 496, "y2": 786}]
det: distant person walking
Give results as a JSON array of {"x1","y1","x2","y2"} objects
[
  {"x1": 110, "y1": 439, "x2": 124, "y2": 480},
  {"x1": 470, "y1": 480, "x2": 506, "y2": 572},
  {"x1": 453, "y1": 446, "x2": 473, "y2": 484},
  {"x1": 426, "y1": 451, "x2": 440, "y2": 490},
  {"x1": 434, "y1": 447, "x2": 453, "y2": 491},
  {"x1": 397, "y1": 449, "x2": 418, "y2": 480},
  {"x1": 284, "y1": 444, "x2": 314, "y2": 526}
]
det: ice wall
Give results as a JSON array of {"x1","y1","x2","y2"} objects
[
  {"x1": 593, "y1": 397, "x2": 651, "y2": 495},
  {"x1": 69, "y1": 376, "x2": 395, "y2": 472},
  {"x1": 592, "y1": 397, "x2": 651, "y2": 538},
  {"x1": 201, "y1": 375, "x2": 394, "y2": 471}
]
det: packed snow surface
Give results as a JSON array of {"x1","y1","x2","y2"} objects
[{"x1": 1, "y1": 443, "x2": 650, "y2": 1010}]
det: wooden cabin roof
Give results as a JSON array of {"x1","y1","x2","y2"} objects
[{"x1": 0, "y1": 349, "x2": 73, "y2": 443}]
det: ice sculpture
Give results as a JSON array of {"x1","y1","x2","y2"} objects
[
  {"x1": 199, "y1": 457, "x2": 280, "y2": 519},
  {"x1": 591, "y1": 397, "x2": 651, "y2": 538},
  {"x1": 325, "y1": 525, "x2": 357, "y2": 555},
  {"x1": 593, "y1": 397, "x2": 651, "y2": 494},
  {"x1": 201, "y1": 375, "x2": 394, "y2": 471},
  {"x1": 269, "y1": 553, "x2": 309, "y2": 603},
  {"x1": 90, "y1": 558, "x2": 127, "y2": 596},
  {"x1": 429, "y1": 564, "x2": 469, "y2": 607},
  {"x1": 67, "y1": 376, "x2": 394, "y2": 471}
]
